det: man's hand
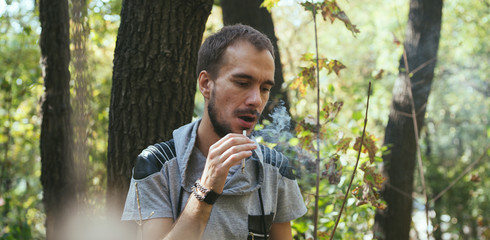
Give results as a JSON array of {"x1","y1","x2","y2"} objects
[{"x1": 200, "y1": 133, "x2": 257, "y2": 193}]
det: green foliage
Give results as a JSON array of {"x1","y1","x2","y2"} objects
[
  {"x1": 253, "y1": 2, "x2": 386, "y2": 239},
  {"x1": 420, "y1": 0, "x2": 490, "y2": 238},
  {"x1": 0, "y1": 0, "x2": 45, "y2": 238},
  {"x1": 411, "y1": 0, "x2": 490, "y2": 238},
  {"x1": 1, "y1": 0, "x2": 121, "y2": 238},
  {"x1": 287, "y1": 116, "x2": 385, "y2": 239},
  {"x1": 291, "y1": 54, "x2": 346, "y2": 96},
  {"x1": 262, "y1": 0, "x2": 488, "y2": 238},
  {"x1": 1, "y1": 0, "x2": 488, "y2": 239}
]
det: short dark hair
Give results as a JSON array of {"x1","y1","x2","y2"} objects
[{"x1": 196, "y1": 24, "x2": 274, "y2": 79}]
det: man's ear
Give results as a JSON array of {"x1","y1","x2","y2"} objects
[{"x1": 198, "y1": 70, "x2": 212, "y2": 100}]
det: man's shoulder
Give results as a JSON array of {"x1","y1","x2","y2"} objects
[
  {"x1": 133, "y1": 139, "x2": 177, "y2": 180},
  {"x1": 257, "y1": 144, "x2": 297, "y2": 180}
]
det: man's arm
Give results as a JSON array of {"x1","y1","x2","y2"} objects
[
  {"x1": 137, "y1": 133, "x2": 256, "y2": 240},
  {"x1": 138, "y1": 218, "x2": 173, "y2": 240},
  {"x1": 138, "y1": 196, "x2": 212, "y2": 240},
  {"x1": 270, "y1": 222, "x2": 293, "y2": 240}
]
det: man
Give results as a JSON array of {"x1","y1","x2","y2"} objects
[{"x1": 122, "y1": 24, "x2": 306, "y2": 240}]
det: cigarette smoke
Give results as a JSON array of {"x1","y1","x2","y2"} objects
[
  {"x1": 254, "y1": 102, "x2": 314, "y2": 177},
  {"x1": 255, "y1": 103, "x2": 293, "y2": 143}
]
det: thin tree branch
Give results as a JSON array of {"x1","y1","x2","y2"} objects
[
  {"x1": 302, "y1": 191, "x2": 335, "y2": 199},
  {"x1": 135, "y1": 182, "x2": 154, "y2": 240},
  {"x1": 401, "y1": 47, "x2": 430, "y2": 239},
  {"x1": 383, "y1": 182, "x2": 429, "y2": 210},
  {"x1": 312, "y1": 5, "x2": 321, "y2": 240},
  {"x1": 395, "y1": 110, "x2": 414, "y2": 118},
  {"x1": 393, "y1": 102, "x2": 426, "y2": 118},
  {"x1": 431, "y1": 146, "x2": 489, "y2": 203},
  {"x1": 329, "y1": 82, "x2": 372, "y2": 240},
  {"x1": 416, "y1": 102, "x2": 427, "y2": 116},
  {"x1": 410, "y1": 57, "x2": 437, "y2": 76},
  {"x1": 385, "y1": 182, "x2": 415, "y2": 201}
]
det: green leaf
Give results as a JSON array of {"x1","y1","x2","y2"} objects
[
  {"x1": 320, "y1": 0, "x2": 360, "y2": 36},
  {"x1": 336, "y1": 137, "x2": 352, "y2": 153},
  {"x1": 325, "y1": 204, "x2": 334, "y2": 213},
  {"x1": 23, "y1": 26, "x2": 32, "y2": 35},
  {"x1": 352, "y1": 111, "x2": 363, "y2": 121},
  {"x1": 288, "y1": 137, "x2": 300, "y2": 147},
  {"x1": 261, "y1": 0, "x2": 280, "y2": 11},
  {"x1": 301, "y1": 2, "x2": 319, "y2": 14}
]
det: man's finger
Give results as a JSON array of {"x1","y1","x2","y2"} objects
[
  {"x1": 219, "y1": 143, "x2": 256, "y2": 166},
  {"x1": 209, "y1": 134, "x2": 253, "y2": 158}
]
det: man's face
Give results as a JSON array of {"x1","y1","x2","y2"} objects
[{"x1": 207, "y1": 41, "x2": 275, "y2": 137}]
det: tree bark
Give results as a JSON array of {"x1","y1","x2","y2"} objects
[
  {"x1": 374, "y1": 0, "x2": 443, "y2": 239},
  {"x1": 39, "y1": 0, "x2": 76, "y2": 239},
  {"x1": 107, "y1": 0, "x2": 213, "y2": 220},
  {"x1": 220, "y1": 0, "x2": 290, "y2": 120},
  {"x1": 71, "y1": 0, "x2": 89, "y2": 210}
]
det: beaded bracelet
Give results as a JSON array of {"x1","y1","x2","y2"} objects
[
  {"x1": 191, "y1": 179, "x2": 221, "y2": 205},
  {"x1": 194, "y1": 180, "x2": 209, "y2": 194},
  {"x1": 191, "y1": 185, "x2": 206, "y2": 201}
]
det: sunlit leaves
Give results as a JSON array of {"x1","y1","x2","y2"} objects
[
  {"x1": 323, "y1": 59, "x2": 346, "y2": 76},
  {"x1": 302, "y1": 0, "x2": 360, "y2": 36},
  {"x1": 335, "y1": 137, "x2": 352, "y2": 154},
  {"x1": 352, "y1": 163, "x2": 386, "y2": 209},
  {"x1": 261, "y1": 0, "x2": 280, "y2": 11},
  {"x1": 294, "y1": 115, "x2": 317, "y2": 149},
  {"x1": 290, "y1": 55, "x2": 346, "y2": 97},
  {"x1": 291, "y1": 65, "x2": 316, "y2": 96},
  {"x1": 323, "y1": 154, "x2": 343, "y2": 184},
  {"x1": 353, "y1": 133, "x2": 378, "y2": 163},
  {"x1": 321, "y1": 101, "x2": 343, "y2": 123},
  {"x1": 286, "y1": 1, "x2": 385, "y2": 231}
]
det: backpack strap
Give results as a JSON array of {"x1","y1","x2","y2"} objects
[{"x1": 133, "y1": 139, "x2": 176, "y2": 180}]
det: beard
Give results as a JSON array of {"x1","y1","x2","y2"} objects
[{"x1": 208, "y1": 90, "x2": 233, "y2": 138}]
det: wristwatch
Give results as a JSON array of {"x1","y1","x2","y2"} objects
[{"x1": 192, "y1": 180, "x2": 221, "y2": 205}]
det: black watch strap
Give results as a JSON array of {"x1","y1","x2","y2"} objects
[{"x1": 202, "y1": 189, "x2": 220, "y2": 205}]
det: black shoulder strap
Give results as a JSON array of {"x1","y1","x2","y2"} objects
[{"x1": 133, "y1": 139, "x2": 176, "y2": 179}]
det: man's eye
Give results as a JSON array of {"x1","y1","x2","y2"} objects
[
  {"x1": 262, "y1": 87, "x2": 271, "y2": 92},
  {"x1": 237, "y1": 82, "x2": 248, "y2": 87}
]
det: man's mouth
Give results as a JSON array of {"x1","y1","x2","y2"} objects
[
  {"x1": 235, "y1": 109, "x2": 260, "y2": 129},
  {"x1": 239, "y1": 115, "x2": 256, "y2": 123}
]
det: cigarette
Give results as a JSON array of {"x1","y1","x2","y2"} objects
[{"x1": 242, "y1": 130, "x2": 247, "y2": 173}]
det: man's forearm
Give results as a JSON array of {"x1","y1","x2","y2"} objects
[{"x1": 162, "y1": 196, "x2": 213, "y2": 240}]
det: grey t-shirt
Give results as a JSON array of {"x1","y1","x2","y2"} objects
[{"x1": 121, "y1": 120, "x2": 307, "y2": 239}]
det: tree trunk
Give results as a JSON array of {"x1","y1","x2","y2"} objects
[
  {"x1": 39, "y1": 0, "x2": 76, "y2": 239},
  {"x1": 107, "y1": 0, "x2": 213, "y2": 221},
  {"x1": 220, "y1": 0, "x2": 290, "y2": 120},
  {"x1": 71, "y1": 0, "x2": 89, "y2": 210},
  {"x1": 374, "y1": 0, "x2": 443, "y2": 239}
]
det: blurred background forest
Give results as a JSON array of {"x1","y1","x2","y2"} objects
[{"x1": 0, "y1": 0, "x2": 488, "y2": 239}]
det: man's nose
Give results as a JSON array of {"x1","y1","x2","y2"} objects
[{"x1": 245, "y1": 87, "x2": 262, "y2": 107}]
